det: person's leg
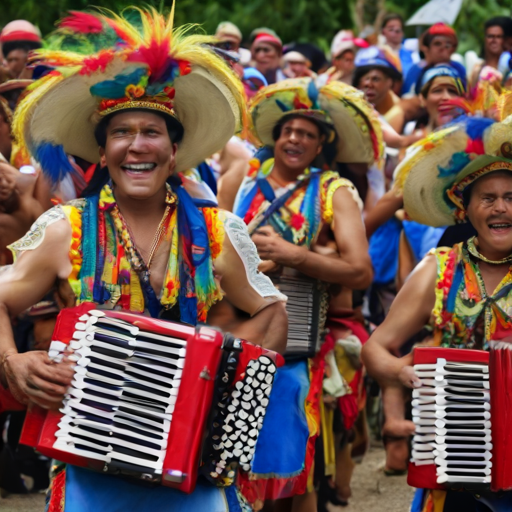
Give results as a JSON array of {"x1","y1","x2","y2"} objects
[
  {"x1": 291, "y1": 491, "x2": 317, "y2": 512},
  {"x1": 381, "y1": 384, "x2": 415, "y2": 474}
]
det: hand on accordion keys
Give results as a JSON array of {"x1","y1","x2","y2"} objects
[
  {"x1": 398, "y1": 365, "x2": 422, "y2": 389},
  {"x1": 19, "y1": 305, "x2": 284, "y2": 492},
  {"x1": 3, "y1": 350, "x2": 74, "y2": 409}
]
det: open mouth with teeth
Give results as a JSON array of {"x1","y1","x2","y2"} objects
[
  {"x1": 121, "y1": 163, "x2": 157, "y2": 175},
  {"x1": 284, "y1": 148, "x2": 304, "y2": 158},
  {"x1": 489, "y1": 222, "x2": 512, "y2": 234}
]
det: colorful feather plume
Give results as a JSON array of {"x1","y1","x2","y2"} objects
[{"x1": 60, "y1": 11, "x2": 104, "y2": 34}]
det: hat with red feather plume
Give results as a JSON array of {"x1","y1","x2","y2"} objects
[{"x1": 12, "y1": 6, "x2": 246, "y2": 181}]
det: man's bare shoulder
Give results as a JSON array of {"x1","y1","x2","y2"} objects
[{"x1": 9, "y1": 205, "x2": 72, "y2": 266}]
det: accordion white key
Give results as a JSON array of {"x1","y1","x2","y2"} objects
[{"x1": 408, "y1": 346, "x2": 512, "y2": 492}]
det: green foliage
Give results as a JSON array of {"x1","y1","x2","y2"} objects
[{"x1": 0, "y1": 0, "x2": 511, "y2": 55}]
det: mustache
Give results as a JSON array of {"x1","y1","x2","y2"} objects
[{"x1": 488, "y1": 217, "x2": 512, "y2": 224}]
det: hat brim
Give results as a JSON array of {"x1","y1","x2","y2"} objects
[
  {"x1": 0, "y1": 79, "x2": 33, "y2": 95},
  {"x1": 353, "y1": 65, "x2": 402, "y2": 87},
  {"x1": 24, "y1": 60, "x2": 239, "y2": 173},
  {"x1": 251, "y1": 77, "x2": 381, "y2": 165},
  {"x1": 399, "y1": 125, "x2": 469, "y2": 226}
]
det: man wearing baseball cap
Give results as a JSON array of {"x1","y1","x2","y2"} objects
[
  {"x1": 402, "y1": 23, "x2": 465, "y2": 96},
  {"x1": 0, "y1": 20, "x2": 42, "y2": 79},
  {"x1": 250, "y1": 28, "x2": 285, "y2": 84},
  {"x1": 353, "y1": 46, "x2": 405, "y2": 132},
  {"x1": 317, "y1": 30, "x2": 367, "y2": 86}
]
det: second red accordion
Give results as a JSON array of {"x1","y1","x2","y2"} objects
[
  {"x1": 408, "y1": 346, "x2": 512, "y2": 492},
  {"x1": 20, "y1": 304, "x2": 283, "y2": 493}
]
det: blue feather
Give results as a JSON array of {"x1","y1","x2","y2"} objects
[
  {"x1": 307, "y1": 80, "x2": 319, "y2": 108},
  {"x1": 437, "y1": 152, "x2": 471, "y2": 177},
  {"x1": 465, "y1": 117, "x2": 494, "y2": 141},
  {"x1": 90, "y1": 68, "x2": 146, "y2": 99},
  {"x1": 275, "y1": 99, "x2": 290, "y2": 112},
  {"x1": 34, "y1": 143, "x2": 75, "y2": 185}
]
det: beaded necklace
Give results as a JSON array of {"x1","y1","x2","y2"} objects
[
  {"x1": 73, "y1": 183, "x2": 223, "y2": 323},
  {"x1": 467, "y1": 236, "x2": 512, "y2": 265}
]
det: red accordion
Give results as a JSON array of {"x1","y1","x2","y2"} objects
[
  {"x1": 20, "y1": 303, "x2": 283, "y2": 493},
  {"x1": 408, "y1": 346, "x2": 512, "y2": 492}
]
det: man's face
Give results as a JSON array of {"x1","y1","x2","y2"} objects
[
  {"x1": 359, "y1": 69, "x2": 392, "y2": 106},
  {"x1": 287, "y1": 60, "x2": 309, "y2": 77},
  {"x1": 99, "y1": 111, "x2": 177, "y2": 201},
  {"x1": 485, "y1": 26, "x2": 505, "y2": 57},
  {"x1": 274, "y1": 117, "x2": 324, "y2": 174},
  {"x1": 253, "y1": 43, "x2": 280, "y2": 72},
  {"x1": 382, "y1": 19, "x2": 403, "y2": 47},
  {"x1": 6, "y1": 49, "x2": 28, "y2": 78},
  {"x1": 333, "y1": 50, "x2": 355, "y2": 74},
  {"x1": 466, "y1": 172, "x2": 512, "y2": 257},
  {"x1": 424, "y1": 36, "x2": 456, "y2": 65},
  {"x1": 216, "y1": 35, "x2": 240, "y2": 52}
]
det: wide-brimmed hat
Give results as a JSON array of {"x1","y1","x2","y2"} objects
[
  {"x1": 0, "y1": 79, "x2": 33, "y2": 95},
  {"x1": 250, "y1": 77, "x2": 383, "y2": 165},
  {"x1": 395, "y1": 114, "x2": 512, "y2": 226},
  {"x1": 12, "y1": 8, "x2": 246, "y2": 181}
]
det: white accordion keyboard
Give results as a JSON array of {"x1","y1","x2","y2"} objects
[{"x1": 411, "y1": 357, "x2": 492, "y2": 485}]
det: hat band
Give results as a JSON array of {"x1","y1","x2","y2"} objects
[
  {"x1": 99, "y1": 100, "x2": 177, "y2": 119},
  {"x1": 447, "y1": 160, "x2": 512, "y2": 221}
]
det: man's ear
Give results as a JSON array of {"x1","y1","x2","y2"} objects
[
  {"x1": 168, "y1": 142, "x2": 178, "y2": 175},
  {"x1": 99, "y1": 147, "x2": 107, "y2": 168}
]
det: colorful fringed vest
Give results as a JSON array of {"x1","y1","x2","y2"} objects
[
  {"x1": 233, "y1": 158, "x2": 359, "y2": 245},
  {"x1": 61, "y1": 184, "x2": 224, "y2": 324},
  {"x1": 432, "y1": 242, "x2": 512, "y2": 350}
]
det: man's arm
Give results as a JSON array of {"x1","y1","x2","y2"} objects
[
  {"x1": 0, "y1": 216, "x2": 75, "y2": 408},
  {"x1": 252, "y1": 186, "x2": 373, "y2": 289},
  {"x1": 361, "y1": 254, "x2": 437, "y2": 387},
  {"x1": 216, "y1": 140, "x2": 251, "y2": 212},
  {"x1": 212, "y1": 212, "x2": 288, "y2": 354}
]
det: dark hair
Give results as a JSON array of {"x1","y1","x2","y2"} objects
[
  {"x1": 272, "y1": 113, "x2": 339, "y2": 168},
  {"x1": 94, "y1": 109, "x2": 184, "y2": 148},
  {"x1": 484, "y1": 16, "x2": 512, "y2": 37},
  {"x1": 381, "y1": 13, "x2": 403, "y2": 30},
  {"x1": 3, "y1": 41, "x2": 41, "y2": 58}
]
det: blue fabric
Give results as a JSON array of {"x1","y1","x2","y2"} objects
[
  {"x1": 403, "y1": 60, "x2": 466, "y2": 96},
  {"x1": 410, "y1": 488, "x2": 425, "y2": 512},
  {"x1": 81, "y1": 195, "x2": 98, "y2": 303},
  {"x1": 251, "y1": 360, "x2": 310, "y2": 476},
  {"x1": 402, "y1": 62, "x2": 424, "y2": 95},
  {"x1": 368, "y1": 218, "x2": 402, "y2": 285},
  {"x1": 197, "y1": 161, "x2": 218, "y2": 196},
  {"x1": 398, "y1": 45, "x2": 415, "y2": 78},
  {"x1": 64, "y1": 466, "x2": 230, "y2": 512},
  {"x1": 402, "y1": 220, "x2": 445, "y2": 262}
]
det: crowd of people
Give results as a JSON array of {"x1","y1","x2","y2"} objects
[{"x1": 1, "y1": 6, "x2": 512, "y2": 512}]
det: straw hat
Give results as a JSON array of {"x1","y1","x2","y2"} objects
[
  {"x1": 12, "y1": 8, "x2": 245, "y2": 180},
  {"x1": 250, "y1": 77, "x2": 383, "y2": 165},
  {"x1": 395, "y1": 114, "x2": 512, "y2": 227}
]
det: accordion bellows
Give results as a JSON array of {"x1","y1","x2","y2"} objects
[
  {"x1": 20, "y1": 304, "x2": 283, "y2": 493},
  {"x1": 408, "y1": 346, "x2": 512, "y2": 492}
]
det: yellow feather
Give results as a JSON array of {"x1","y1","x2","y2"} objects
[{"x1": 497, "y1": 91, "x2": 512, "y2": 122}]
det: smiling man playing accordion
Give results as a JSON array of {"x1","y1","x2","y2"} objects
[
  {"x1": 363, "y1": 112, "x2": 512, "y2": 512},
  {"x1": 0, "y1": 7, "x2": 288, "y2": 512}
]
